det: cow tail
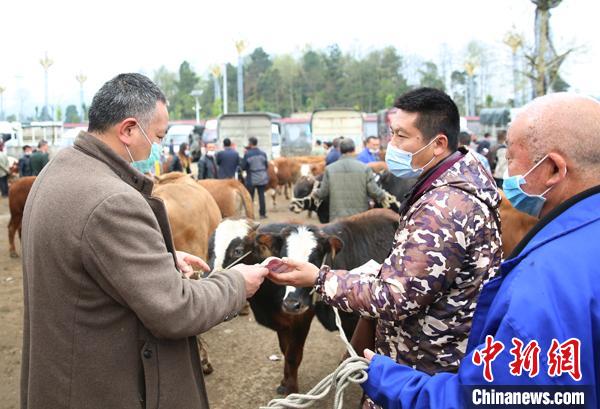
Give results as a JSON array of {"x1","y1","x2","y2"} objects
[{"x1": 236, "y1": 186, "x2": 255, "y2": 220}]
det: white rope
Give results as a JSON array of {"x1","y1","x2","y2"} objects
[{"x1": 261, "y1": 307, "x2": 369, "y2": 409}]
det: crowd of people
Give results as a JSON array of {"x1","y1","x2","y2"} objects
[{"x1": 16, "y1": 73, "x2": 600, "y2": 409}]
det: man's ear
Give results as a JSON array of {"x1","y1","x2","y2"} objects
[
  {"x1": 117, "y1": 117, "x2": 138, "y2": 146},
  {"x1": 433, "y1": 134, "x2": 449, "y2": 155},
  {"x1": 546, "y1": 152, "x2": 568, "y2": 187}
]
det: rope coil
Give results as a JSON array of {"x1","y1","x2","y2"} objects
[{"x1": 261, "y1": 307, "x2": 369, "y2": 409}]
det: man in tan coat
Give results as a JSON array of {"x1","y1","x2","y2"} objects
[{"x1": 20, "y1": 73, "x2": 268, "y2": 409}]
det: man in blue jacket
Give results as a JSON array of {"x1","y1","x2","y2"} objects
[
  {"x1": 216, "y1": 137, "x2": 240, "y2": 179},
  {"x1": 362, "y1": 93, "x2": 600, "y2": 408},
  {"x1": 356, "y1": 136, "x2": 381, "y2": 164}
]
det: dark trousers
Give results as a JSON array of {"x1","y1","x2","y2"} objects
[
  {"x1": 248, "y1": 184, "x2": 266, "y2": 217},
  {"x1": 0, "y1": 176, "x2": 8, "y2": 197}
]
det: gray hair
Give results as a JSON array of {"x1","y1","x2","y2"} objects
[
  {"x1": 339, "y1": 138, "x2": 356, "y2": 154},
  {"x1": 88, "y1": 73, "x2": 166, "y2": 133},
  {"x1": 516, "y1": 93, "x2": 600, "y2": 176}
]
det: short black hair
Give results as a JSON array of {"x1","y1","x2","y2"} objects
[
  {"x1": 22, "y1": 145, "x2": 31, "y2": 151},
  {"x1": 366, "y1": 136, "x2": 379, "y2": 144},
  {"x1": 316, "y1": 139, "x2": 322, "y2": 146},
  {"x1": 394, "y1": 87, "x2": 460, "y2": 151},
  {"x1": 248, "y1": 136, "x2": 258, "y2": 146},
  {"x1": 497, "y1": 130, "x2": 507, "y2": 142},
  {"x1": 458, "y1": 131, "x2": 472, "y2": 147},
  {"x1": 339, "y1": 138, "x2": 355, "y2": 154},
  {"x1": 88, "y1": 73, "x2": 166, "y2": 133},
  {"x1": 484, "y1": 132, "x2": 491, "y2": 138},
  {"x1": 223, "y1": 138, "x2": 232, "y2": 147}
]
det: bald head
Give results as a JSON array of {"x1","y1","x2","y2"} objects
[{"x1": 510, "y1": 93, "x2": 600, "y2": 174}]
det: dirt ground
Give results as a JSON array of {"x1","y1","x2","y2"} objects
[{"x1": 0, "y1": 191, "x2": 363, "y2": 409}]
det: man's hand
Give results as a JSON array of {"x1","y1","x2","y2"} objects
[
  {"x1": 266, "y1": 258, "x2": 320, "y2": 287},
  {"x1": 232, "y1": 264, "x2": 269, "y2": 298},
  {"x1": 176, "y1": 251, "x2": 210, "y2": 279},
  {"x1": 364, "y1": 348, "x2": 376, "y2": 362}
]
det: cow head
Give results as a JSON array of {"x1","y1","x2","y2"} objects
[{"x1": 278, "y1": 225, "x2": 343, "y2": 315}]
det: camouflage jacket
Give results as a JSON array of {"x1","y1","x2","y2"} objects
[{"x1": 316, "y1": 150, "x2": 502, "y2": 385}]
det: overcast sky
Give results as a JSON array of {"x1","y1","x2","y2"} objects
[{"x1": 1, "y1": 0, "x2": 598, "y2": 117}]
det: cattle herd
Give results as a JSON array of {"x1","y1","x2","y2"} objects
[{"x1": 6, "y1": 154, "x2": 538, "y2": 397}]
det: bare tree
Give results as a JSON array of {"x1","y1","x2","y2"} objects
[{"x1": 525, "y1": 0, "x2": 574, "y2": 96}]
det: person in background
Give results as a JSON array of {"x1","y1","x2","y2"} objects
[
  {"x1": 19, "y1": 145, "x2": 33, "y2": 177},
  {"x1": 311, "y1": 139, "x2": 326, "y2": 156},
  {"x1": 492, "y1": 130, "x2": 508, "y2": 186},
  {"x1": 459, "y1": 131, "x2": 491, "y2": 173},
  {"x1": 169, "y1": 143, "x2": 191, "y2": 174},
  {"x1": 356, "y1": 136, "x2": 382, "y2": 164},
  {"x1": 197, "y1": 143, "x2": 218, "y2": 179},
  {"x1": 30, "y1": 140, "x2": 50, "y2": 176},
  {"x1": 312, "y1": 138, "x2": 393, "y2": 221},
  {"x1": 241, "y1": 136, "x2": 269, "y2": 219},
  {"x1": 325, "y1": 137, "x2": 343, "y2": 165},
  {"x1": 0, "y1": 142, "x2": 10, "y2": 197},
  {"x1": 477, "y1": 132, "x2": 492, "y2": 155},
  {"x1": 216, "y1": 138, "x2": 240, "y2": 179}
]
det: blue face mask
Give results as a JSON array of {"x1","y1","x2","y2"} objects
[
  {"x1": 502, "y1": 155, "x2": 559, "y2": 218},
  {"x1": 125, "y1": 124, "x2": 162, "y2": 174},
  {"x1": 385, "y1": 137, "x2": 438, "y2": 179}
]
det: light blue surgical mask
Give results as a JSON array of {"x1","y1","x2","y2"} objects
[
  {"x1": 502, "y1": 155, "x2": 562, "y2": 218},
  {"x1": 125, "y1": 123, "x2": 162, "y2": 174},
  {"x1": 385, "y1": 137, "x2": 438, "y2": 178}
]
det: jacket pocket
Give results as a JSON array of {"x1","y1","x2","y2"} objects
[{"x1": 140, "y1": 342, "x2": 159, "y2": 409}]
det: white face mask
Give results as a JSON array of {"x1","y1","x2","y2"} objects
[{"x1": 206, "y1": 151, "x2": 215, "y2": 157}]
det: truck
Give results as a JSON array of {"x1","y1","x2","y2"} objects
[
  {"x1": 310, "y1": 109, "x2": 364, "y2": 149},
  {"x1": 280, "y1": 117, "x2": 312, "y2": 156},
  {"x1": 217, "y1": 112, "x2": 281, "y2": 159}
]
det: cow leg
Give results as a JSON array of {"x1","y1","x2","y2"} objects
[
  {"x1": 284, "y1": 183, "x2": 291, "y2": 200},
  {"x1": 270, "y1": 189, "x2": 277, "y2": 208},
  {"x1": 276, "y1": 312, "x2": 314, "y2": 395},
  {"x1": 197, "y1": 336, "x2": 213, "y2": 375},
  {"x1": 8, "y1": 217, "x2": 19, "y2": 258}
]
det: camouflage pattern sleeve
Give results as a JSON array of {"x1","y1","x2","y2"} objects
[{"x1": 315, "y1": 187, "x2": 482, "y2": 322}]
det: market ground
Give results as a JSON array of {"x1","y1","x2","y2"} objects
[{"x1": 0, "y1": 193, "x2": 363, "y2": 409}]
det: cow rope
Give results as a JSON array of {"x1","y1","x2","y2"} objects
[{"x1": 260, "y1": 307, "x2": 369, "y2": 409}]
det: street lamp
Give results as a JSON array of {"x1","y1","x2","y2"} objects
[
  {"x1": 0, "y1": 85, "x2": 5, "y2": 120},
  {"x1": 464, "y1": 61, "x2": 478, "y2": 116},
  {"x1": 40, "y1": 52, "x2": 54, "y2": 119},
  {"x1": 235, "y1": 40, "x2": 246, "y2": 113},
  {"x1": 504, "y1": 29, "x2": 524, "y2": 107},
  {"x1": 191, "y1": 89, "x2": 203, "y2": 124},
  {"x1": 211, "y1": 65, "x2": 222, "y2": 101},
  {"x1": 75, "y1": 72, "x2": 87, "y2": 121}
]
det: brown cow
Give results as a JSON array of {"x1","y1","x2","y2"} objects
[
  {"x1": 153, "y1": 177, "x2": 222, "y2": 260},
  {"x1": 498, "y1": 190, "x2": 538, "y2": 256},
  {"x1": 8, "y1": 176, "x2": 36, "y2": 258},
  {"x1": 272, "y1": 157, "x2": 301, "y2": 200},
  {"x1": 198, "y1": 179, "x2": 254, "y2": 219}
]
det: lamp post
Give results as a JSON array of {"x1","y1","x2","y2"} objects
[
  {"x1": 191, "y1": 90, "x2": 203, "y2": 124},
  {"x1": 0, "y1": 85, "x2": 5, "y2": 120},
  {"x1": 235, "y1": 40, "x2": 246, "y2": 113},
  {"x1": 40, "y1": 52, "x2": 54, "y2": 119},
  {"x1": 223, "y1": 62, "x2": 228, "y2": 114},
  {"x1": 504, "y1": 30, "x2": 524, "y2": 107},
  {"x1": 464, "y1": 61, "x2": 478, "y2": 117},
  {"x1": 75, "y1": 72, "x2": 87, "y2": 121},
  {"x1": 211, "y1": 65, "x2": 222, "y2": 101}
]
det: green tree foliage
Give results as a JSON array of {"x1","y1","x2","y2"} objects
[
  {"x1": 65, "y1": 105, "x2": 81, "y2": 123},
  {"x1": 155, "y1": 46, "x2": 416, "y2": 119},
  {"x1": 419, "y1": 62, "x2": 446, "y2": 90}
]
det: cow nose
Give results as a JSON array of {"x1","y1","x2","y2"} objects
[{"x1": 282, "y1": 297, "x2": 301, "y2": 313}]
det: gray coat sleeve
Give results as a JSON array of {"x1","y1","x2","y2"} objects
[
  {"x1": 313, "y1": 169, "x2": 330, "y2": 200},
  {"x1": 366, "y1": 167, "x2": 385, "y2": 201},
  {"x1": 81, "y1": 192, "x2": 247, "y2": 339}
]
